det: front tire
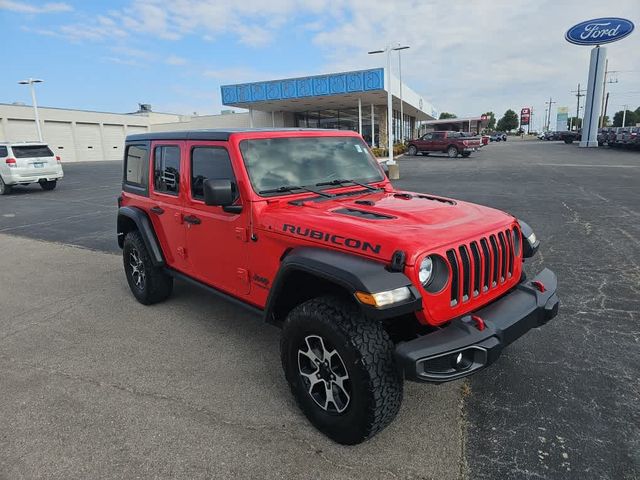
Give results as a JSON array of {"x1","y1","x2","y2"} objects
[
  {"x1": 0, "y1": 176, "x2": 11, "y2": 195},
  {"x1": 39, "y1": 180, "x2": 57, "y2": 191},
  {"x1": 407, "y1": 145, "x2": 417, "y2": 156},
  {"x1": 123, "y1": 230, "x2": 173, "y2": 305},
  {"x1": 281, "y1": 296, "x2": 403, "y2": 445},
  {"x1": 447, "y1": 146, "x2": 459, "y2": 158}
]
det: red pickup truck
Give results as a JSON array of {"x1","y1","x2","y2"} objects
[{"x1": 407, "y1": 131, "x2": 482, "y2": 158}]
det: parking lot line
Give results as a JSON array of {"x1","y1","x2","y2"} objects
[{"x1": 534, "y1": 163, "x2": 639, "y2": 168}]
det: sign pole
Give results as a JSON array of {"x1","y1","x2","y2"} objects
[{"x1": 579, "y1": 46, "x2": 607, "y2": 147}]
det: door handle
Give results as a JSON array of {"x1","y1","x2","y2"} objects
[
  {"x1": 150, "y1": 206, "x2": 164, "y2": 215},
  {"x1": 183, "y1": 215, "x2": 201, "y2": 225}
]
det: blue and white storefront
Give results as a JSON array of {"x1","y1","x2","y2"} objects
[{"x1": 220, "y1": 68, "x2": 438, "y2": 146}]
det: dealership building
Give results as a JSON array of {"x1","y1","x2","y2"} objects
[{"x1": 0, "y1": 68, "x2": 438, "y2": 161}]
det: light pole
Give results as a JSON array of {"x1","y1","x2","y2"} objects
[
  {"x1": 368, "y1": 45, "x2": 409, "y2": 171},
  {"x1": 622, "y1": 104, "x2": 628, "y2": 127},
  {"x1": 395, "y1": 45, "x2": 410, "y2": 141},
  {"x1": 18, "y1": 78, "x2": 44, "y2": 141}
]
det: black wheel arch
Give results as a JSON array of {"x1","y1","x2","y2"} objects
[
  {"x1": 117, "y1": 206, "x2": 165, "y2": 267},
  {"x1": 264, "y1": 247, "x2": 422, "y2": 326}
]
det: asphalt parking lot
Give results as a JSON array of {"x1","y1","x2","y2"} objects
[{"x1": 1, "y1": 140, "x2": 638, "y2": 479}]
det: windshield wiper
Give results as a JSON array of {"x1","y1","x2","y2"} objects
[
  {"x1": 258, "y1": 185, "x2": 334, "y2": 198},
  {"x1": 315, "y1": 179, "x2": 381, "y2": 192}
]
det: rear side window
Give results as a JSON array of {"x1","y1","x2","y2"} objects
[
  {"x1": 153, "y1": 145, "x2": 181, "y2": 195},
  {"x1": 124, "y1": 144, "x2": 148, "y2": 187},
  {"x1": 12, "y1": 145, "x2": 54, "y2": 158},
  {"x1": 432, "y1": 132, "x2": 445, "y2": 139},
  {"x1": 0, "y1": 146, "x2": 7, "y2": 157},
  {"x1": 191, "y1": 147, "x2": 236, "y2": 200}
]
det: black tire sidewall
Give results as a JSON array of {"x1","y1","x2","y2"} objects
[
  {"x1": 448, "y1": 146, "x2": 458, "y2": 157},
  {"x1": 281, "y1": 298, "x2": 402, "y2": 444}
]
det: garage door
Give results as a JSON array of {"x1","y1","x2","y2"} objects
[
  {"x1": 6, "y1": 119, "x2": 39, "y2": 142},
  {"x1": 75, "y1": 123, "x2": 103, "y2": 162},
  {"x1": 126, "y1": 126, "x2": 148, "y2": 136},
  {"x1": 102, "y1": 124, "x2": 125, "y2": 161},
  {"x1": 44, "y1": 121, "x2": 76, "y2": 162}
]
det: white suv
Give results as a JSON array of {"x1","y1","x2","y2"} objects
[{"x1": 0, "y1": 142, "x2": 64, "y2": 195}]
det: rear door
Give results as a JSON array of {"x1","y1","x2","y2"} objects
[
  {"x1": 148, "y1": 141, "x2": 189, "y2": 272},
  {"x1": 10, "y1": 144, "x2": 58, "y2": 173},
  {"x1": 182, "y1": 142, "x2": 250, "y2": 297}
]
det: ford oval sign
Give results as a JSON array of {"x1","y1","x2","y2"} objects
[{"x1": 565, "y1": 18, "x2": 634, "y2": 45}]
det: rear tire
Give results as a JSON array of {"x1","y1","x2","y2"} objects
[
  {"x1": 123, "y1": 230, "x2": 173, "y2": 305},
  {"x1": 447, "y1": 146, "x2": 459, "y2": 158},
  {"x1": 281, "y1": 296, "x2": 403, "y2": 445},
  {"x1": 0, "y1": 176, "x2": 11, "y2": 195},
  {"x1": 39, "y1": 180, "x2": 57, "y2": 191}
]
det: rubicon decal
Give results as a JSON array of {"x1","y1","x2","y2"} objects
[{"x1": 283, "y1": 224, "x2": 382, "y2": 254}]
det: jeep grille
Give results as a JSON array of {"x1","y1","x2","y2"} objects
[{"x1": 447, "y1": 227, "x2": 520, "y2": 306}]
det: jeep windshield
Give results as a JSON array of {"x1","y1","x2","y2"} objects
[{"x1": 239, "y1": 136, "x2": 384, "y2": 196}]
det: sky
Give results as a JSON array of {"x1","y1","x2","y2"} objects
[{"x1": 1, "y1": 0, "x2": 639, "y2": 130}]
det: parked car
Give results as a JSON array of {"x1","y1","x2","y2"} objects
[
  {"x1": 481, "y1": 135, "x2": 490, "y2": 145},
  {"x1": 597, "y1": 128, "x2": 610, "y2": 146},
  {"x1": 628, "y1": 127, "x2": 640, "y2": 149},
  {"x1": 615, "y1": 127, "x2": 630, "y2": 146},
  {"x1": 117, "y1": 128, "x2": 558, "y2": 445},
  {"x1": 560, "y1": 130, "x2": 581, "y2": 144},
  {"x1": 406, "y1": 131, "x2": 482, "y2": 158},
  {"x1": 608, "y1": 127, "x2": 622, "y2": 146},
  {"x1": 537, "y1": 132, "x2": 546, "y2": 140},
  {"x1": 0, "y1": 142, "x2": 64, "y2": 195}
]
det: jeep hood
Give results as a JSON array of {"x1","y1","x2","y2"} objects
[{"x1": 256, "y1": 189, "x2": 516, "y2": 266}]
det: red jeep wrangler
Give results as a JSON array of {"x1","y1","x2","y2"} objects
[{"x1": 117, "y1": 129, "x2": 559, "y2": 444}]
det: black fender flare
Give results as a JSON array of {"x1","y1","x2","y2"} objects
[
  {"x1": 117, "y1": 206, "x2": 165, "y2": 266},
  {"x1": 264, "y1": 247, "x2": 422, "y2": 323}
]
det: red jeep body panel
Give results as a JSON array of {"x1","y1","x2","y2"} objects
[{"x1": 121, "y1": 130, "x2": 521, "y2": 327}]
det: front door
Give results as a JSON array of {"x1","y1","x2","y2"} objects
[
  {"x1": 182, "y1": 143, "x2": 250, "y2": 297},
  {"x1": 148, "y1": 141, "x2": 189, "y2": 272}
]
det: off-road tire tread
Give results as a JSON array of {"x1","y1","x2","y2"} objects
[
  {"x1": 281, "y1": 296, "x2": 403, "y2": 444},
  {"x1": 123, "y1": 230, "x2": 172, "y2": 305}
]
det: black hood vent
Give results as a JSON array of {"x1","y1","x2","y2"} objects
[
  {"x1": 393, "y1": 193, "x2": 455, "y2": 205},
  {"x1": 333, "y1": 208, "x2": 395, "y2": 220}
]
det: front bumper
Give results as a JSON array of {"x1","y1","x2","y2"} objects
[{"x1": 395, "y1": 268, "x2": 559, "y2": 383}]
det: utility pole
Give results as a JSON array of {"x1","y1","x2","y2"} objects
[
  {"x1": 571, "y1": 84, "x2": 585, "y2": 131},
  {"x1": 544, "y1": 107, "x2": 548, "y2": 131},
  {"x1": 602, "y1": 92, "x2": 610, "y2": 127},
  {"x1": 599, "y1": 63, "x2": 619, "y2": 128},
  {"x1": 545, "y1": 97, "x2": 556, "y2": 131},
  {"x1": 622, "y1": 104, "x2": 628, "y2": 127}
]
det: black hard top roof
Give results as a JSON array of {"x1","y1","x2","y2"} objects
[{"x1": 126, "y1": 128, "x2": 342, "y2": 142}]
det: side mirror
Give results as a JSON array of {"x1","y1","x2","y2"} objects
[{"x1": 203, "y1": 179, "x2": 235, "y2": 207}]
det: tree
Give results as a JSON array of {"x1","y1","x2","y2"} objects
[
  {"x1": 613, "y1": 109, "x2": 638, "y2": 127},
  {"x1": 567, "y1": 117, "x2": 582, "y2": 130},
  {"x1": 439, "y1": 112, "x2": 457, "y2": 119},
  {"x1": 496, "y1": 109, "x2": 519, "y2": 132},
  {"x1": 482, "y1": 111, "x2": 496, "y2": 130}
]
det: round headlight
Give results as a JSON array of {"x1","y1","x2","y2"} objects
[{"x1": 419, "y1": 256, "x2": 434, "y2": 285}]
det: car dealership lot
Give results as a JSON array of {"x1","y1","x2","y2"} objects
[{"x1": 1, "y1": 141, "x2": 638, "y2": 479}]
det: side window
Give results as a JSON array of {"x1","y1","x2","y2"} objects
[
  {"x1": 421, "y1": 133, "x2": 432, "y2": 140},
  {"x1": 432, "y1": 132, "x2": 444, "y2": 139},
  {"x1": 191, "y1": 147, "x2": 237, "y2": 201},
  {"x1": 125, "y1": 144, "x2": 148, "y2": 187},
  {"x1": 153, "y1": 145, "x2": 181, "y2": 195},
  {"x1": 0, "y1": 146, "x2": 8, "y2": 157}
]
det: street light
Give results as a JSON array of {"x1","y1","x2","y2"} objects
[
  {"x1": 395, "y1": 45, "x2": 410, "y2": 141},
  {"x1": 18, "y1": 78, "x2": 44, "y2": 141},
  {"x1": 368, "y1": 45, "x2": 409, "y2": 168}
]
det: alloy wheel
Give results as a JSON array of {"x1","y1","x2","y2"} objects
[
  {"x1": 297, "y1": 335, "x2": 351, "y2": 413},
  {"x1": 128, "y1": 247, "x2": 146, "y2": 291}
]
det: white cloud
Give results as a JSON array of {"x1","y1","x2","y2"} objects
[
  {"x1": 166, "y1": 55, "x2": 188, "y2": 66},
  {"x1": 0, "y1": 0, "x2": 72, "y2": 13}
]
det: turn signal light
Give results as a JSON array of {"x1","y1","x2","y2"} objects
[
  {"x1": 5, "y1": 158, "x2": 16, "y2": 168},
  {"x1": 355, "y1": 287, "x2": 412, "y2": 307}
]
